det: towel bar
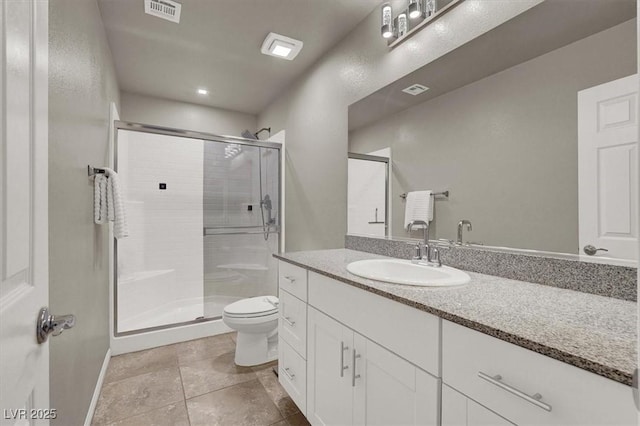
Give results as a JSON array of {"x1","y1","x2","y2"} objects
[
  {"x1": 88, "y1": 165, "x2": 106, "y2": 176},
  {"x1": 400, "y1": 191, "x2": 449, "y2": 200}
]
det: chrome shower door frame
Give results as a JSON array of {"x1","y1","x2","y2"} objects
[{"x1": 112, "y1": 120, "x2": 283, "y2": 337}]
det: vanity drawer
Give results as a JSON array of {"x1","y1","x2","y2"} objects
[
  {"x1": 442, "y1": 320, "x2": 636, "y2": 426},
  {"x1": 278, "y1": 261, "x2": 308, "y2": 301},
  {"x1": 308, "y1": 271, "x2": 440, "y2": 376},
  {"x1": 279, "y1": 338, "x2": 307, "y2": 416},
  {"x1": 279, "y1": 289, "x2": 307, "y2": 358}
]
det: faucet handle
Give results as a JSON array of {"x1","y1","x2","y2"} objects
[
  {"x1": 411, "y1": 243, "x2": 422, "y2": 263},
  {"x1": 430, "y1": 247, "x2": 442, "y2": 267}
]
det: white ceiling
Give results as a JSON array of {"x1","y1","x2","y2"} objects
[{"x1": 98, "y1": 0, "x2": 379, "y2": 115}]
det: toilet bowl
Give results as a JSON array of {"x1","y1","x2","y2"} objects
[{"x1": 222, "y1": 295, "x2": 279, "y2": 366}]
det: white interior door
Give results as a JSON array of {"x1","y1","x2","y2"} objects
[
  {"x1": 578, "y1": 74, "x2": 638, "y2": 261},
  {"x1": 0, "y1": 0, "x2": 50, "y2": 424}
]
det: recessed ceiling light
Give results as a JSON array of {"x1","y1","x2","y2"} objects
[
  {"x1": 271, "y1": 43, "x2": 293, "y2": 57},
  {"x1": 261, "y1": 32, "x2": 303, "y2": 60},
  {"x1": 197, "y1": 88, "x2": 208, "y2": 95},
  {"x1": 402, "y1": 84, "x2": 429, "y2": 96}
]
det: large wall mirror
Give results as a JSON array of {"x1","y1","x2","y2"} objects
[{"x1": 347, "y1": 0, "x2": 638, "y2": 264}]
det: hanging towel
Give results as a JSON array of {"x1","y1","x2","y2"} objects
[
  {"x1": 94, "y1": 174, "x2": 108, "y2": 224},
  {"x1": 404, "y1": 190, "x2": 433, "y2": 230},
  {"x1": 104, "y1": 167, "x2": 129, "y2": 239},
  {"x1": 93, "y1": 168, "x2": 129, "y2": 239}
]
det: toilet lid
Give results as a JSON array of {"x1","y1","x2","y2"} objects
[{"x1": 224, "y1": 295, "x2": 278, "y2": 318}]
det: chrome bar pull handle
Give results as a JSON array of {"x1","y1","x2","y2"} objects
[
  {"x1": 340, "y1": 342, "x2": 349, "y2": 377},
  {"x1": 352, "y1": 349, "x2": 361, "y2": 387},
  {"x1": 36, "y1": 307, "x2": 76, "y2": 344},
  {"x1": 283, "y1": 367, "x2": 295, "y2": 381},
  {"x1": 283, "y1": 276, "x2": 296, "y2": 283},
  {"x1": 283, "y1": 316, "x2": 295, "y2": 327},
  {"x1": 478, "y1": 372, "x2": 552, "y2": 412}
]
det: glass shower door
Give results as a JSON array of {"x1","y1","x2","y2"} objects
[{"x1": 203, "y1": 142, "x2": 280, "y2": 319}]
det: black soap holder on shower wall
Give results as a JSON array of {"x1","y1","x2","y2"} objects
[{"x1": 159, "y1": 183, "x2": 167, "y2": 190}]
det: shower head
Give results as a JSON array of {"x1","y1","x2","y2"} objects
[
  {"x1": 241, "y1": 130, "x2": 258, "y2": 140},
  {"x1": 254, "y1": 127, "x2": 271, "y2": 139}
]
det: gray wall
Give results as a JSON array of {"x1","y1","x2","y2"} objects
[
  {"x1": 349, "y1": 19, "x2": 636, "y2": 254},
  {"x1": 257, "y1": 0, "x2": 544, "y2": 252},
  {"x1": 48, "y1": 0, "x2": 120, "y2": 424},
  {"x1": 120, "y1": 92, "x2": 257, "y2": 137}
]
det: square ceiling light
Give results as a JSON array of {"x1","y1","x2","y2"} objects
[
  {"x1": 402, "y1": 84, "x2": 430, "y2": 96},
  {"x1": 261, "y1": 32, "x2": 303, "y2": 61}
]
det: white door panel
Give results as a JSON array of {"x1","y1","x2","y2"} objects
[
  {"x1": 353, "y1": 333, "x2": 439, "y2": 426},
  {"x1": 307, "y1": 308, "x2": 353, "y2": 426},
  {"x1": 0, "y1": 0, "x2": 50, "y2": 424},
  {"x1": 579, "y1": 74, "x2": 638, "y2": 261}
]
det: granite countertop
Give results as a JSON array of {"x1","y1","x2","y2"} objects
[{"x1": 274, "y1": 249, "x2": 637, "y2": 386}]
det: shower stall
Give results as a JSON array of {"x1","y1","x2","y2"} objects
[{"x1": 112, "y1": 122, "x2": 281, "y2": 341}]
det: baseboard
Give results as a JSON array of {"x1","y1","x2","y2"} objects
[{"x1": 84, "y1": 348, "x2": 111, "y2": 426}]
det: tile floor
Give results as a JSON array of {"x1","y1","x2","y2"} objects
[{"x1": 92, "y1": 333, "x2": 309, "y2": 426}]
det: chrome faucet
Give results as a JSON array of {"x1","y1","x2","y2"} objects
[
  {"x1": 407, "y1": 220, "x2": 441, "y2": 267},
  {"x1": 407, "y1": 220, "x2": 429, "y2": 244},
  {"x1": 457, "y1": 220, "x2": 472, "y2": 245}
]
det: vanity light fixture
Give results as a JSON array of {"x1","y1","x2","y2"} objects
[
  {"x1": 197, "y1": 88, "x2": 208, "y2": 95},
  {"x1": 381, "y1": 3, "x2": 394, "y2": 39},
  {"x1": 261, "y1": 32, "x2": 303, "y2": 60},
  {"x1": 408, "y1": 0, "x2": 422, "y2": 19},
  {"x1": 397, "y1": 12, "x2": 408, "y2": 37},
  {"x1": 383, "y1": 0, "x2": 457, "y2": 46}
]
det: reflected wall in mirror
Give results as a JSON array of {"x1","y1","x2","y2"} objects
[{"x1": 347, "y1": 0, "x2": 638, "y2": 262}]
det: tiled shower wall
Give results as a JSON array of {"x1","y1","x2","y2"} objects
[{"x1": 117, "y1": 130, "x2": 204, "y2": 331}]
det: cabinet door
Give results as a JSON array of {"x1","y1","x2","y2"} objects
[
  {"x1": 442, "y1": 384, "x2": 514, "y2": 426},
  {"x1": 307, "y1": 307, "x2": 353, "y2": 426},
  {"x1": 468, "y1": 400, "x2": 513, "y2": 426},
  {"x1": 353, "y1": 333, "x2": 440, "y2": 426}
]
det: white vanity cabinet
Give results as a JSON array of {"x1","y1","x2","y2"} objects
[
  {"x1": 307, "y1": 307, "x2": 439, "y2": 426},
  {"x1": 442, "y1": 320, "x2": 636, "y2": 426},
  {"x1": 277, "y1": 261, "x2": 441, "y2": 426},
  {"x1": 306, "y1": 271, "x2": 441, "y2": 426},
  {"x1": 442, "y1": 384, "x2": 514, "y2": 426},
  {"x1": 277, "y1": 259, "x2": 636, "y2": 426},
  {"x1": 278, "y1": 262, "x2": 309, "y2": 415}
]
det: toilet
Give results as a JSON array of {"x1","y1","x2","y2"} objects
[{"x1": 222, "y1": 295, "x2": 279, "y2": 366}]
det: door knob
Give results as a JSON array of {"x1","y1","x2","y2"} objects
[
  {"x1": 583, "y1": 245, "x2": 609, "y2": 256},
  {"x1": 36, "y1": 307, "x2": 76, "y2": 344}
]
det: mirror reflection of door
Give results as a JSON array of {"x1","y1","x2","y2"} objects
[
  {"x1": 348, "y1": 149, "x2": 390, "y2": 237},
  {"x1": 578, "y1": 74, "x2": 638, "y2": 261}
]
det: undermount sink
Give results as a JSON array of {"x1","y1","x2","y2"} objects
[{"x1": 346, "y1": 259, "x2": 471, "y2": 287}]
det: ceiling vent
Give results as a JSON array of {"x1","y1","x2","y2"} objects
[
  {"x1": 144, "y1": 0, "x2": 182, "y2": 24},
  {"x1": 402, "y1": 84, "x2": 430, "y2": 96}
]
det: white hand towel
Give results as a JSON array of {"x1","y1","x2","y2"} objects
[
  {"x1": 104, "y1": 167, "x2": 129, "y2": 239},
  {"x1": 404, "y1": 190, "x2": 433, "y2": 229},
  {"x1": 94, "y1": 174, "x2": 108, "y2": 225}
]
